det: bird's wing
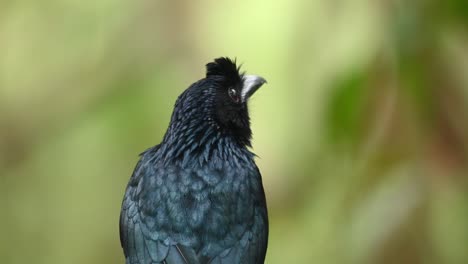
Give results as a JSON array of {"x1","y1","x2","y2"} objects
[
  {"x1": 121, "y1": 199, "x2": 200, "y2": 263},
  {"x1": 209, "y1": 166, "x2": 269, "y2": 264},
  {"x1": 209, "y1": 207, "x2": 268, "y2": 264},
  {"x1": 120, "y1": 146, "x2": 201, "y2": 264}
]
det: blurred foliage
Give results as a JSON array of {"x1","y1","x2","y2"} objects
[{"x1": 1, "y1": 0, "x2": 468, "y2": 263}]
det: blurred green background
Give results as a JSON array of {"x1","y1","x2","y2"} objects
[{"x1": 2, "y1": 0, "x2": 468, "y2": 263}]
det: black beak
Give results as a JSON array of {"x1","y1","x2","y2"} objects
[{"x1": 241, "y1": 75, "x2": 267, "y2": 102}]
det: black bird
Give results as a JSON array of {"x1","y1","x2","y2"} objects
[{"x1": 120, "y1": 57, "x2": 268, "y2": 264}]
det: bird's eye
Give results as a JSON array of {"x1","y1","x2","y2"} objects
[{"x1": 228, "y1": 88, "x2": 240, "y2": 103}]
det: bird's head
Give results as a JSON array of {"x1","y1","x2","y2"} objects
[{"x1": 165, "y1": 57, "x2": 266, "y2": 148}]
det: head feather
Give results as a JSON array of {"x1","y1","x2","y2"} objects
[{"x1": 206, "y1": 57, "x2": 243, "y2": 86}]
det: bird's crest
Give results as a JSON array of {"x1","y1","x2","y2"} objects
[{"x1": 206, "y1": 57, "x2": 242, "y2": 86}]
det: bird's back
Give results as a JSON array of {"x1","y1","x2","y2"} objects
[{"x1": 120, "y1": 145, "x2": 268, "y2": 264}]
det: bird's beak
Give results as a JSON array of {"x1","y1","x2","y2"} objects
[{"x1": 241, "y1": 75, "x2": 267, "y2": 102}]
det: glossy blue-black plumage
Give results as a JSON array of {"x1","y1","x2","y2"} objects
[{"x1": 120, "y1": 58, "x2": 268, "y2": 264}]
